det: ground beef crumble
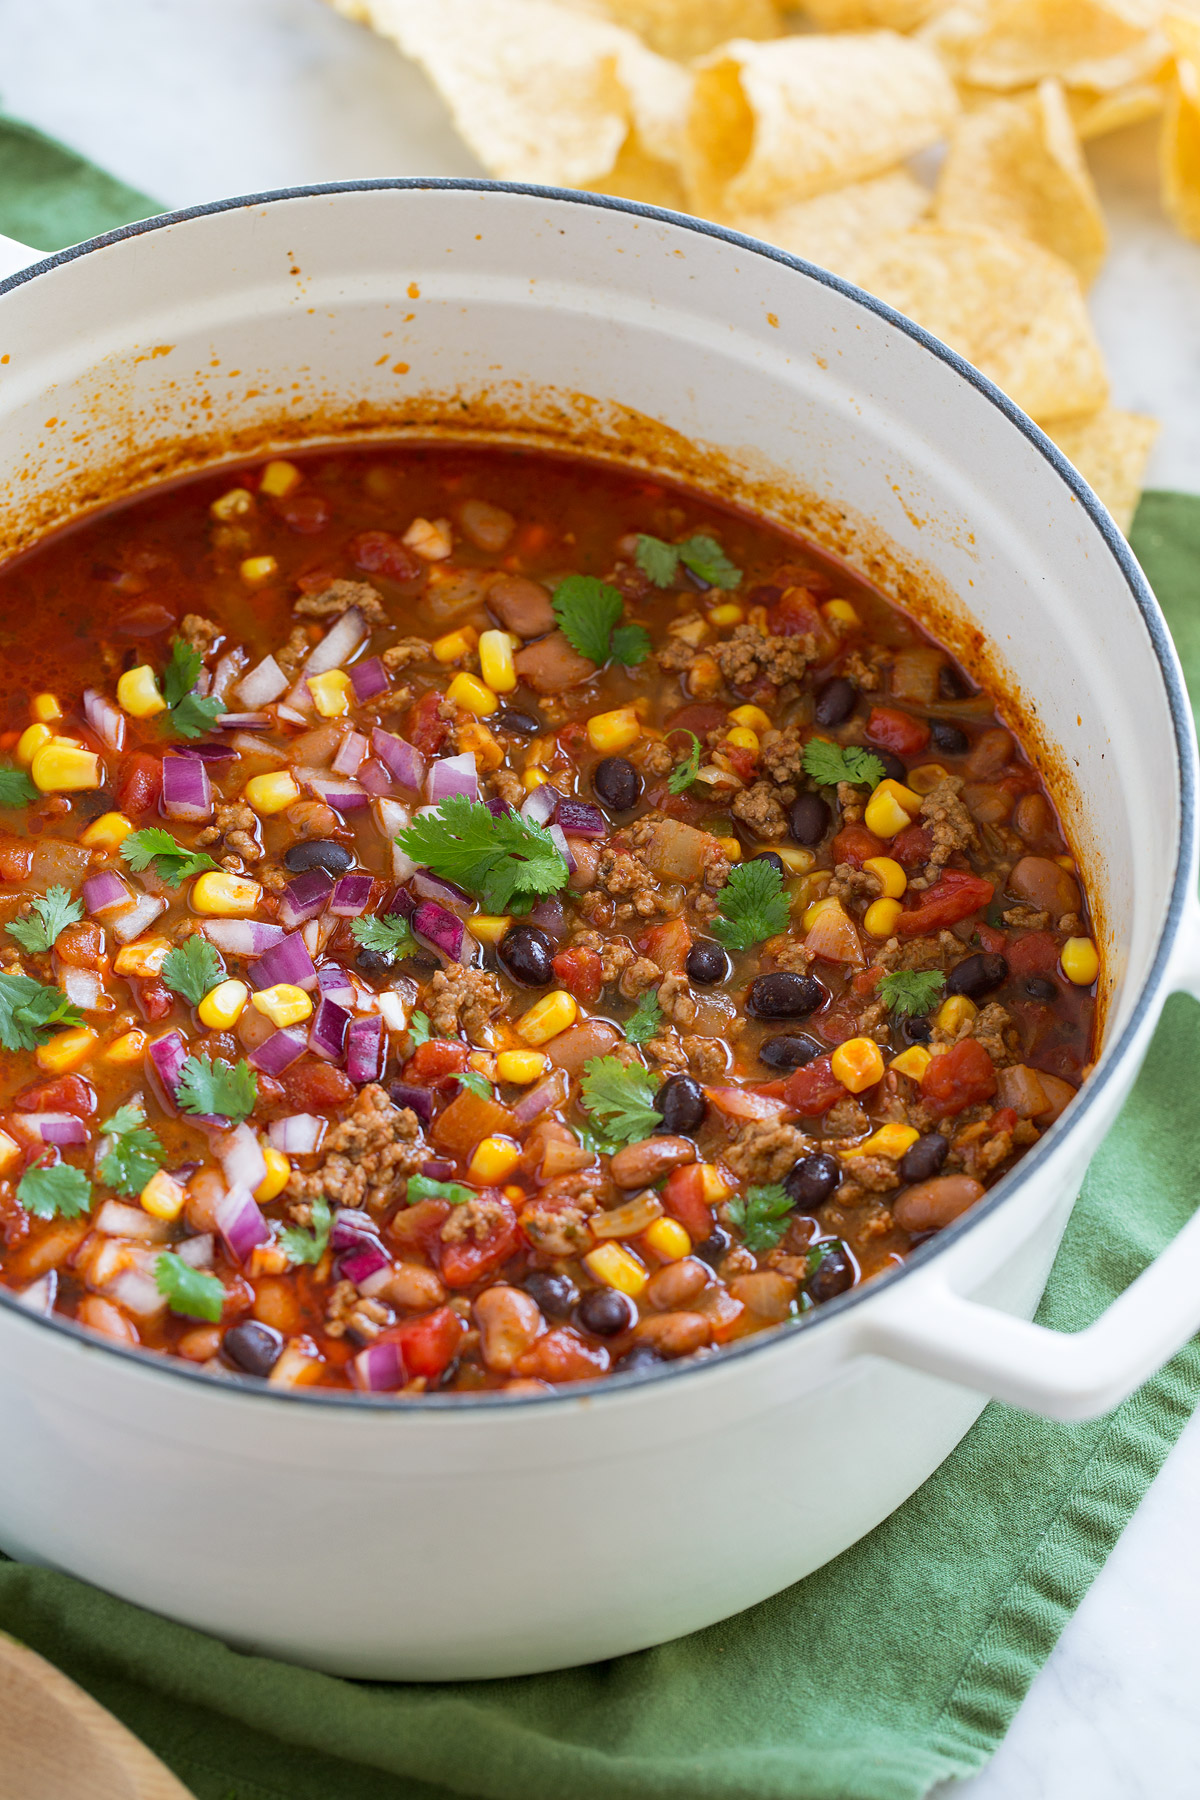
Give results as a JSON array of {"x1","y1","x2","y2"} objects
[
  {"x1": 725, "y1": 1121, "x2": 813, "y2": 1184},
  {"x1": 424, "y1": 966, "x2": 504, "y2": 1041},
  {"x1": 180, "y1": 613, "x2": 221, "y2": 658},
  {"x1": 294, "y1": 578, "x2": 389, "y2": 627},
  {"x1": 195, "y1": 801, "x2": 262, "y2": 868},
  {"x1": 715, "y1": 624, "x2": 814, "y2": 693},
  {"x1": 285, "y1": 1085, "x2": 424, "y2": 1214}
]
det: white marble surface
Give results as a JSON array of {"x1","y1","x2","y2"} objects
[{"x1": 1, "y1": 2, "x2": 1199, "y2": 1793}]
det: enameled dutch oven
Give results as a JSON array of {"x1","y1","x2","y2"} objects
[{"x1": 0, "y1": 183, "x2": 1197, "y2": 1680}]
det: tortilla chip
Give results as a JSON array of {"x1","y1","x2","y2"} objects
[
  {"x1": 336, "y1": 0, "x2": 690, "y2": 207},
  {"x1": 1161, "y1": 58, "x2": 1200, "y2": 240},
  {"x1": 557, "y1": 0, "x2": 783, "y2": 60},
  {"x1": 683, "y1": 33, "x2": 958, "y2": 217},
  {"x1": 1044, "y1": 407, "x2": 1158, "y2": 532},
  {"x1": 934, "y1": 80, "x2": 1107, "y2": 284},
  {"x1": 798, "y1": 0, "x2": 941, "y2": 28},
  {"x1": 1067, "y1": 77, "x2": 1166, "y2": 135},
  {"x1": 841, "y1": 226, "x2": 1109, "y2": 422},
  {"x1": 737, "y1": 171, "x2": 931, "y2": 273},
  {"x1": 921, "y1": 0, "x2": 1171, "y2": 94}
]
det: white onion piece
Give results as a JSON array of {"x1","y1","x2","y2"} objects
[
  {"x1": 59, "y1": 966, "x2": 106, "y2": 1013},
  {"x1": 95, "y1": 1200, "x2": 169, "y2": 1242},
  {"x1": 174, "y1": 1233, "x2": 215, "y2": 1270},
  {"x1": 108, "y1": 1261, "x2": 170, "y2": 1318},
  {"x1": 16, "y1": 1271, "x2": 56, "y2": 1314},
  {"x1": 276, "y1": 705, "x2": 310, "y2": 727},
  {"x1": 283, "y1": 680, "x2": 316, "y2": 717},
  {"x1": 111, "y1": 892, "x2": 168, "y2": 944},
  {"x1": 237, "y1": 654, "x2": 288, "y2": 708},
  {"x1": 212, "y1": 646, "x2": 248, "y2": 700},
  {"x1": 333, "y1": 730, "x2": 369, "y2": 777},
  {"x1": 303, "y1": 606, "x2": 366, "y2": 675},
  {"x1": 82, "y1": 688, "x2": 126, "y2": 753},
  {"x1": 231, "y1": 733, "x2": 286, "y2": 761},
  {"x1": 216, "y1": 1122, "x2": 268, "y2": 1194},
  {"x1": 377, "y1": 991, "x2": 410, "y2": 1033}
]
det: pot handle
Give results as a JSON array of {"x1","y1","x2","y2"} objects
[
  {"x1": 0, "y1": 234, "x2": 45, "y2": 282},
  {"x1": 861, "y1": 892, "x2": 1200, "y2": 1422}
]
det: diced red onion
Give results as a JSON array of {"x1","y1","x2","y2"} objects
[
  {"x1": 419, "y1": 1157, "x2": 456, "y2": 1181},
  {"x1": 216, "y1": 1121, "x2": 267, "y2": 1196},
  {"x1": 309, "y1": 997, "x2": 351, "y2": 1061},
  {"x1": 389, "y1": 1082, "x2": 433, "y2": 1124},
  {"x1": 212, "y1": 647, "x2": 247, "y2": 701},
  {"x1": 148, "y1": 1030, "x2": 188, "y2": 1104},
  {"x1": 555, "y1": 798, "x2": 607, "y2": 838},
  {"x1": 111, "y1": 892, "x2": 167, "y2": 944},
  {"x1": 528, "y1": 897, "x2": 566, "y2": 941},
  {"x1": 350, "y1": 1336, "x2": 406, "y2": 1392},
  {"x1": 316, "y1": 964, "x2": 355, "y2": 1003},
  {"x1": 372, "y1": 729, "x2": 426, "y2": 792},
  {"x1": 82, "y1": 687, "x2": 126, "y2": 752},
  {"x1": 193, "y1": 672, "x2": 213, "y2": 697},
  {"x1": 250, "y1": 931, "x2": 317, "y2": 992},
  {"x1": 346, "y1": 1015, "x2": 383, "y2": 1083},
  {"x1": 411, "y1": 869, "x2": 474, "y2": 913},
  {"x1": 350, "y1": 657, "x2": 389, "y2": 702},
  {"x1": 377, "y1": 991, "x2": 409, "y2": 1033},
  {"x1": 16, "y1": 1271, "x2": 57, "y2": 1313},
  {"x1": 237, "y1": 654, "x2": 288, "y2": 708},
  {"x1": 338, "y1": 1241, "x2": 391, "y2": 1287},
  {"x1": 485, "y1": 797, "x2": 515, "y2": 818},
  {"x1": 387, "y1": 884, "x2": 417, "y2": 919},
  {"x1": 174, "y1": 742, "x2": 237, "y2": 762},
  {"x1": 512, "y1": 1069, "x2": 569, "y2": 1125},
  {"x1": 330, "y1": 1208, "x2": 381, "y2": 1252},
  {"x1": 304, "y1": 606, "x2": 366, "y2": 675},
  {"x1": 267, "y1": 1113, "x2": 327, "y2": 1155},
  {"x1": 277, "y1": 703, "x2": 311, "y2": 728},
  {"x1": 425, "y1": 752, "x2": 478, "y2": 806},
  {"x1": 173, "y1": 1233, "x2": 214, "y2": 1269},
  {"x1": 413, "y1": 901, "x2": 464, "y2": 962},
  {"x1": 82, "y1": 872, "x2": 134, "y2": 916},
  {"x1": 301, "y1": 918, "x2": 326, "y2": 957},
  {"x1": 329, "y1": 874, "x2": 373, "y2": 916},
  {"x1": 548, "y1": 822, "x2": 575, "y2": 872},
  {"x1": 375, "y1": 798, "x2": 410, "y2": 839},
  {"x1": 215, "y1": 1184, "x2": 270, "y2": 1263},
  {"x1": 520, "y1": 783, "x2": 557, "y2": 827},
  {"x1": 249, "y1": 1028, "x2": 308, "y2": 1074},
  {"x1": 203, "y1": 919, "x2": 286, "y2": 957},
  {"x1": 310, "y1": 777, "x2": 370, "y2": 813},
  {"x1": 278, "y1": 869, "x2": 333, "y2": 930},
  {"x1": 217, "y1": 712, "x2": 272, "y2": 731},
  {"x1": 12, "y1": 1111, "x2": 88, "y2": 1146},
  {"x1": 161, "y1": 754, "x2": 213, "y2": 822},
  {"x1": 356, "y1": 757, "x2": 393, "y2": 798},
  {"x1": 332, "y1": 729, "x2": 369, "y2": 777},
  {"x1": 393, "y1": 843, "x2": 419, "y2": 883}
]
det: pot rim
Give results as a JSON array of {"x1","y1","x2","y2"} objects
[{"x1": 0, "y1": 176, "x2": 1191, "y2": 1413}]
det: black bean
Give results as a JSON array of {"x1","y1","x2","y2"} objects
[
  {"x1": 875, "y1": 750, "x2": 908, "y2": 785},
  {"x1": 814, "y1": 676, "x2": 857, "y2": 727},
  {"x1": 930, "y1": 719, "x2": 969, "y2": 756},
  {"x1": 616, "y1": 1342, "x2": 665, "y2": 1374},
  {"x1": 693, "y1": 1226, "x2": 731, "y2": 1268},
  {"x1": 754, "y1": 851, "x2": 786, "y2": 876},
  {"x1": 747, "y1": 971, "x2": 825, "y2": 1019},
  {"x1": 284, "y1": 838, "x2": 353, "y2": 876},
  {"x1": 785, "y1": 1152, "x2": 841, "y2": 1209},
  {"x1": 498, "y1": 922, "x2": 555, "y2": 987},
  {"x1": 789, "y1": 793, "x2": 830, "y2": 846},
  {"x1": 357, "y1": 947, "x2": 402, "y2": 977},
  {"x1": 898, "y1": 1131, "x2": 949, "y2": 1184},
  {"x1": 947, "y1": 951, "x2": 1009, "y2": 1001},
  {"x1": 577, "y1": 1288, "x2": 637, "y2": 1337},
  {"x1": 686, "y1": 941, "x2": 728, "y2": 986},
  {"x1": 592, "y1": 755, "x2": 642, "y2": 812},
  {"x1": 223, "y1": 1321, "x2": 284, "y2": 1377},
  {"x1": 1025, "y1": 975, "x2": 1058, "y2": 1001},
  {"x1": 805, "y1": 1242, "x2": 855, "y2": 1305},
  {"x1": 655, "y1": 1074, "x2": 707, "y2": 1134},
  {"x1": 524, "y1": 1271, "x2": 578, "y2": 1320},
  {"x1": 900, "y1": 1015, "x2": 932, "y2": 1046},
  {"x1": 939, "y1": 663, "x2": 972, "y2": 700},
  {"x1": 759, "y1": 1033, "x2": 822, "y2": 1071},
  {"x1": 492, "y1": 707, "x2": 542, "y2": 736}
]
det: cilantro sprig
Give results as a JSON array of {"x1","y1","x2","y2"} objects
[
  {"x1": 98, "y1": 1102, "x2": 166, "y2": 1195},
  {"x1": 728, "y1": 1182, "x2": 793, "y2": 1253},
  {"x1": 578, "y1": 1056, "x2": 662, "y2": 1146},
  {"x1": 407, "y1": 1010, "x2": 432, "y2": 1047},
  {"x1": 17, "y1": 1162, "x2": 93, "y2": 1221},
  {"x1": 453, "y1": 1068, "x2": 494, "y2": 1101},
  {"x1": 667, "y1": 730, "x2": 702, "y2": 797},
  {"x1": 0, "y1": 765, "x2": 38, "y2": 809},
  {"x1": 121, "y1": 828, "x2": 219, "y2": 888},
  {"x1": 6, "y1": 886, "x2": 84, "y2": 954},
  {"x1": 802, "y1": 740, "x2": 885, "y2": 790},
  {"x1": 711, "y1": 859, "x2": 791, "y2": 952},
  {"x1": 162, "y1": 936, "x2": 225, "y2": 1007},
  {"x1": 279, "y1": 1196, "x2": 332, "y2": 1267},
  {"x1": 176, "y1": 1053, "x2": 257, "y2": 1124},
  {"x1": 155, "y1": 1251, "x2": 226, "y2": 1322},
  {"x1": 0, "y1": 972, "x2": 84, "y2": 1052},
  {"x1": 408, "y1": 1173, "x2": 476, "y2": 1205},
  {"x1": 396, "y1": 795, "x2": 569, "y2": 915},
  {"x1": 624, "y1": 989, "x2": 661, "y2": 1046},
  {"x1": 162, "y1": 637, "x2": 225, "y2": 740},
  {"x1": 351, "y1": 913, "x2": 413, "y2": 955},
  {"x1": 877, "y1": 969, "x2": 946, "y2": 1018},
  {"x1": 551, "y1": 575, "x2": 651, "y2": 668},
  {"x1": 635, "y1": 533, "x2": 741, "y2": 591}
]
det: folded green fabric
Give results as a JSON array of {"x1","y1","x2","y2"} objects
[{"x1": 0, "y1": 111, "x2": 1198, "y2": 1800}]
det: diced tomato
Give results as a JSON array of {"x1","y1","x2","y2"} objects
[
  {"x1": 281, "y1": 1060, "x2": 356, "y2": 1109},
  {"x1": 0, "y1": 835, "x2": 33, "y2": 882},
  {"x1": 921, "y1": 1038, "x2": 997, "y2": 1118},
  {"x1": 891, "y1": 824, "x2": 933, "y2": 868},
  {"x1": 13, "y1": 1074, "x2": 96, "y2": 1117},
  {"x1": 637, "y1": 919, "x2": 692, "y2": 973},
  {"x1": 990, "y1": 1107, "x2": 1018, "y2": 1135},
  {"x1": 1005, "y1": 931, "x2": 1060, "y2": 976},
  {"x1": 783, "y1": 1053, "x2": 846, "y2": 1116},
  {"x1": 812, "y1": 1002, "x2": 861, "y2": 1046},
  {"x1": 704, "y1": 1086, "x2": 788, "y2": 1122},
  {"x1": 723, "y1": 745, "x2": 758, "y2": 783},
  {"x1": 54, "y1": 921, "x2": 106, "y2": 968},
  {"x1": 387, "y1": 1199, "x2": 450, "y2": 1259},
  {"x1": 831, "y1": 824, "x2": 884, "y2": 868},
  {"x1": 253, "y1": 1074, "x2": 285, "y2": 1111},
  {"x1": 660, "y1": 1164, "x2": 715, "y2": 1243},
  {"x1": 438, "y1": 1196, "x2": 521, "y2": 1288},
  {"x1": 664, "y1": 703, "x2": 727, "y2": 741},
  {"x1": 130, "y1": 977, "x2": 173, "y2": 1022},
  {"x1": 273, "y1": 491, "x2": 331, "y2": 535},
  {"x1": 514, "y1": 1326, "x2": 610, "y2": 1383},
  {"x1": 402, "y1": 1038, "x2": 470, "y2": 1085},
  {"x1": 552, "y1": 946, "x2": 603, "y2": 1005},
  {"x1": 976, "y1": 923, "x2": 1008, "y2": 955},
  {"x1": 115, "y1": 752, "x2": 162, "y2": 817},
  {"x1": 851, "y1": 966, "x2": 883, "y2": 996},
  {"x1": 347, "y1": 529, "x2": 421, "y2": 583},
  {"x1": 767, "y1": 587, "x2": 823, "y2": 638},
  {"x1": 406, "y1": 690, "x2": 450, "y2": 757},
  {"x1": 866, "y1": 706, "x2": 931, "y2": 757},
  {"x1": 295, "y1": 565, "x2": 340, "y2": 594},
  {"x1": 390, "y1": 1306, "x2": 465, "y2": 1382},
  {"x1": 895, "y1": 870, "x2": 994, "y2": 936}
]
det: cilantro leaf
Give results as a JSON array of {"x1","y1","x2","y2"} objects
[
  {"x1": 396, "y1": 794, "x2": 569, "y2": 915},
  {"x1": 161, "y1": 637, "x2": 225, "y2": 741},
  {"x1": 279, "y1": 1196, "x2": 332, "y2": 1267},
  {"x1": 877, "y1": 969, "x2": 946, "y2": 1018},
  {"x1": 551, "y1": 575, "x2": 651, "y2": 669},
  {"x1": 98, "y1": 1102, "x2": 166, "y2": 1195},
  {"x1": 155, "y1": 1251, "x2": 226, "y2": 1322},
  {"x1": 17, "y1": 1162, "x2": 93, "y2": 1221},
  {"x1": 176, "y1": 1054, "x2": 257, "y2": 1125},
  {"x1": 407, "y1": 1173, "x2": 476, "y2": 1205},
  {"x1": 169, "y1": 691, "x2": 226, "y2": 741},
  {"x1": 667, "y1": 729, "x2": 702, "y2": 796},
  {"x1": 161, "y1": 936, "x2": 225, "y2": 1007},
  {"x1": 408, "y1": 1010, "x2": 432, "y2": 1047},
  {"x1": 711, "y1": 859, "x2": 791, "y2": 952},
  {"x1": 578, "y1": 1055, "x2": 662, "y2": 1145},
  {"x1": 633, "y1": 535, "x2": 679, "y2": 587},
  {"x1": 120, "y1": 827, "x2": 219, "y2": 887},
  {"x1": 0, "y1": 765, "x2": 38, "y2": 808},
  {"x1": 453, "y1": 1068, "x2": 493, "y2": 1101},
  {"x1": 634, "y1": 532, "x2": 741, "y2": 591},
  {"x1": 162, "y1": 637, "x2": 205, "y2": 709},
  {"x1": 624, "y1": 989, "x2": 661, "y2": 1046},
  {"x1": 802, "y1": 739, "x2": 885, "y2": 790},
  {"x1": 7, "y1": 886, "x2": 84, "y2": 954},
  {"x1": 0, "y1": 972, "x2": 84, "y2": 1052},
  {"x1": 574, "y1": 1121, "x2": 621, "y2": 1158},
  {"x1": 351, "y1": 913, "x2": 414, "y2": 955},
  {"x1": 727, "y1": 1182, "x2": 793, "y2": 1253}
]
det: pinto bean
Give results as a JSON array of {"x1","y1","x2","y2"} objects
[
  {"x1": 177, "y1": 1325, "x2": 222, "y2": 1362},
  {"x1": 77, "y1": 1295, "x2": 139, "y2": 1345},
  {"x1": 1009, "y1": 855, "x2": 1081, "y2": 918},
  {"x1": 252, "y1": 1277, "x2": 304, "y2": 1334},
  {"x1": 474, "y1": 1285, "x2": 546, "y2": 1373},
  {"x1": 459, "y1": 499, "x2": 515, "y2": 553},
  {"x1": 1013, "y1": 791, "x2": 1054, "y2": 845},
  {"x1": 185, "y1": 1168, "x2": 227, "y2": 1233},
  {"x1": 1033, "y1": 1072, "x2": 1077, "y2": 1125},
  {"x1": 961, "y1": 781, "x2": 1013, "y2": 826},
  {"x1": 380, "y1": 1262, "x2": 446, "y2": 1312},
  {"x1": 514, "y1": 630, "x2": 596, "y2": 694},
  {"x1": 609, "y1": 1135, "x2": 696, "y2": 1189},
  {"x1": 893, "y1": 1174, "x2": 985, "y2": 1234},
  {"x1": 567, "y1": 837, "x2": 602, "y2": 892},
  {"x1": 546, "y1": 1019, "x2": 621, "y2": 1073},
  {"x1": 729, "y1": 1270, "x2": 797, "y2": 1323},
  {"x1": 488, "y1": 574, "x2": 556, "y2": 638},
  {"x1": 965, "y1": 727, "x2": 1013, "y2": 778},
  {"x1": 633, "y1": 1311, "x2": 712, "y2": 1357},
  {"x1": 645, "y1": 1257, "x2": 711, "y2": 1311}
]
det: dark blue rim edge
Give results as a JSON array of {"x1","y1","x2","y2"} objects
[{"x1": 0, "y1": 177, "x2": 1192, "y2": 1415}]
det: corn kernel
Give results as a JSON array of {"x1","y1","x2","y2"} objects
[
  {"x1": 255, "y1": 1145, "x2": 291, "y2": 1203},
  {"x1": 522, "y1": 768, "x2": 548, "y2": 793},
  {"x1": 1061, "y1": 936, "x2": 1099, "y2": 986},
  {"x1": 244, "y1": 771, "x2": 300, "y2": 815},
  {"x1": 583, "y1": 1241, "x2": 648, "y2": 1297},
  {"x1": 503, "y1": 1184, "x2": 525, "y2": 1203},
  {"x1": 307, "y1": 669, "x2": 354, "y2": 718},
  {"x1": 458, "y1": 719, "x2": 503, "y2": 772},
  {"x1": 105, "y1": 1028, "x2": 147, "y2": 1064},
  {"x1": 198, "y1": 979, "x2": 249, "y2": 1029},
  {"x1": 671, "y1": 616, "x2": 710, "y2": 648},
  {"x1": 747, "y1": 605, "x2": 769, "y2": 629},
  {"x1": 259, "y1": 458, "x2": 302, "y2": 498},
  {"x1": 708, "y1": 603, "x2": 744, "y2": 627},
  {"x1": 31, "y1": 743, "x2": 102, "y2": 793},
  {"x1": 250, "y1": 1242, "x2": 290, "y2": 1278},
  {"x1": 496, "y1": 1049, "x2": 547, "y2": 1084},
  {"x1": 31, "y1": 693, "x2": 62, "y2": 723},
  {"x1": 1057, "y1": 855, "x2": 1077, "y2": 873},
  {"x1": 586, "y1": 706, "x2": 641, "y2": 753},
  {"x1": 113, "y1": 936, "x2": 172, "y2": 978},
  {"x1": 643, "y1": 1216, "x2": 692, "y2": 1262},
  {"x1": 823, "y1": 598, "x2": 860, "y2": 629},
  {"x1": 116, "y1": 665, "x2": 167, "y2": 718},
  {"x1": 729, "y1": 704, "x2": 772, "y2": 733},
  {"x1": 0, "y1": 1131, "x2": 21, "y2": 1177},
  {"x1": 935, "y1": 994, "x2": 977, "y2": 1034},
  {"x1": 140, "y1": 1169, "x2": 186, "y2": 1221},
  {"x1": 17, "y1": 722, "x2": 52, "y2": 765},
  {"x1": 81, "y1": 811, "x2": 134, "y2": 850},
  {"x1": 906, "y1": 763, "x2": 950, "y2": 797},
  {"x1": 803, "y1": 894, "x2": 839, "y2": 931},
  {"x1": 470, "y1": 915, "x2": 512, "y2": 946},
  {"x1": 36, "y1": 1027, "x2": 98, "y2": 1073},
  {"x1": 846, "y1": 1123, "x2": 920, "y2": 1160},
  {"x1": 516, "y1": 989, "x2": 578, "y2": 1045},
  {"x1": 698, "y1": 1162, "x2": 734, "y2": 1204},
  {"x1": 191, "y1": 871, "x2": 262, "y2": 916},
  {"x1": 239, "y1": 555, "x2": 278, "y2": 587},
  {"x1": 864, "y1": 778, "x2": 922, "y2": 839},
  {"x1": 210, "y1": 486, "x2": 254, "y2": 521},
  {"x1": 478, "y1": 629, "x2": 518, "y2": 694},
  {"x1": 446, "y1": 671, "x2": 498, "y2": 717},
  {"x1": 890, "y1": 1045, "x2": 932, "y2": 1081},
  {"x1": 432, "y1": 626, "x2": 478, "y2": 664},
  {"x1": 863, "y1": 897, "x2": 903, "y2": 939},
  {"x1": 469, "y1": 1136, "x2": 522, "y2": 1183},
  {"x1": 863, "y1": 856, "x2": 907, "y2": 899},
  {"x1": 725, "y1": 726, "x2": 759, "y2": 752},
  {"x1": 830, "y1": 1036, "x2": 885, "y2": 1093},
  {"x1": 251, "y1": 983, "x2": 313, "y2": 1028},
  {"x1": 775, "y1": 845, "x2": 815, "y2": 875},
  {"x1": 403, "y1": 516, "x2": 453, "y2": 561},
  {"x1": 796, "y1": 871, "x2": 832, "y2": 911},
  {"x1": 467, "y1": 1052, "x2": 496, "y2": 1078}
]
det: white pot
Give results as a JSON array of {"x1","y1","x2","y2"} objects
[{"x1": 0, "y1": 184, "x2": 1196, "y2": 1681}]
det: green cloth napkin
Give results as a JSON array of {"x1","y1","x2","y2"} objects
[{"x1": 1, "y1": 112, "x2": 1199, "y2": 1800}]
